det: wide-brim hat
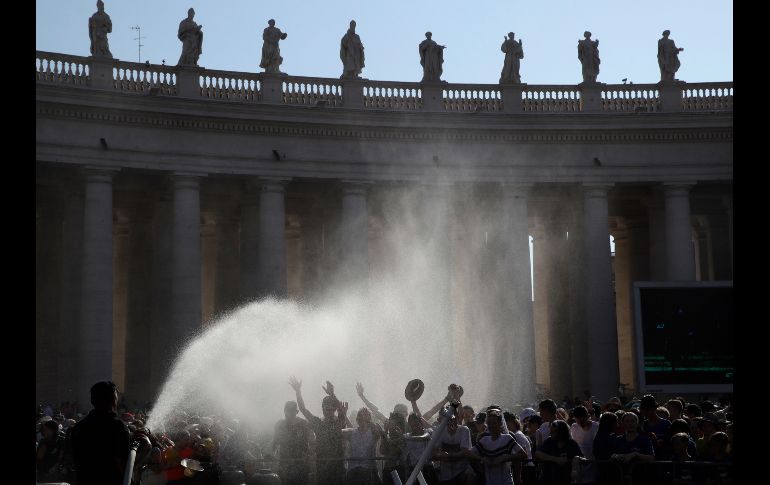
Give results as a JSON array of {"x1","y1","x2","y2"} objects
[{"x1": 404, "y1": 379, "x2": 425, "y2": 401}]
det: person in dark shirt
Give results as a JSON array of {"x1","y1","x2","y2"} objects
[
  {"x1": 534, "y1": 419, "x2": 583, "y2": 485},
  {"x1": 71, "y1": 380, "x2": 131, "y2": 485},
  {"x1": 289, "y1": 376, "x2": 348, "y2": 485},
  {"x1": 273, "y1": 400, "x2": 311, "y2": 485}
]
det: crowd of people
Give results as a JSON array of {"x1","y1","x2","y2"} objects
[{"x1": 36, "y1": 380, "x2": 733, "y2": 485}]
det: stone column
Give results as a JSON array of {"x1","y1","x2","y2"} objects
[
  {"x1": 709, "y1": 212, "x2": 732, "y2": 280},
  {"x1": 171, "y1": 173, "x2": 204, "y2": 354},
  {"x1": 215, "y1": 215, "x2": 241, "y2": 313},
  {"x1": 543, "y1": 217, "x2": 572, "y2": 401},
  {"x1": 125, "y1": 211, "x2": 153, "y2": 404},
  {"x1": 582, "y1": 183, "x2": 618, "y2": 400},
  {"x1": 258, "y1": 177, "x2": 290, "y2": 297},
  {"x1": 612, "y1": 225, "x2": 634, "y2": 394},
  {"x1": 201, "y1": 216, "x2": 218, "y2": 324},
  {"x1": 647, "y1": 192, "x2": 666, "y2": 281},
  {"x1": 240, "y1": 181, "x2": 261, "y2": 301},
  {"x1": 664, "y1": 183, "x2": 696, "y2": 281},
  {"x1": 422, "y1": 183, "x2": 452, "y2": 362},
  {"x1": 58, "y1": 189, "x2": 83, "y2": 401},
  {"x1": 150, "y1": 195, "x2": 172, "y2": 396},
  {"x1": 79, "y1": 167, "x2": 118, "y2": 405},
  {"x1": 36, "y1": 196, "x2": 62, "y2": 404},
  {"x1": 339, "y1": 181, "x2": 370, "y2": 290},
  {"x1": 565, "y1": 197, "x2": 589, "y2": 400},
  {"x1": 530, "y1": 223, "x2": 550, "y2": 394},
  {"x1": 624, "y1": 219, "x2": 649, "y2": 393},
  {"x1": 112, "y1": 217, "x2": 130, "y2": 393},
  {"x1": 499, "y1": 183, "x2": 535, "y2": 403}
]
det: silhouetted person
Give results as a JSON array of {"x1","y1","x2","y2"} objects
[{"x1": 71, "y1": 380, "x2": 130, "y2": 485}]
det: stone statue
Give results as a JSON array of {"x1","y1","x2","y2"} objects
[
  {"x1": 658, "y1": 30, "x2": 684, "y2": 82},
  {"x1": 499, "y1": 32, "x2": 524, "y2": 84},
  {"x1": 88, "y1": 0, "x2": 113, "y2": 58},
  {"x1": 577, "y1": 31, "x2": 600, "y2": 83},
  {"x1": 177, "y1": 8, "x2": 203, "y2": 66},
  {"x1": 260, "y1": 19, "x2": 287, "y2": 73},
  {"x1": 340, "y1": 20, "x2": 365, "y2": 79},
  {"x1": 419, "y1": 32, "x2": 446, "y2": 82}
]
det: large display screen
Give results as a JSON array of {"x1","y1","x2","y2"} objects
[{"x1": 633, "y1": 282, "x2": 733, "y2": 393}]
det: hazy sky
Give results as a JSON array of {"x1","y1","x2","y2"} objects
[{"x1": 37, "y1": 0, "x2": 732, "y2": 85}]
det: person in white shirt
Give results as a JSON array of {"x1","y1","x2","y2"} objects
[{"x1": 569, "y1": 405, "x2": 599, "y2": 484}]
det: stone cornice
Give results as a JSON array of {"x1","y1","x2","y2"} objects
[{"x1": 36, "y1": 98, "x2": 732, "y2": 145}]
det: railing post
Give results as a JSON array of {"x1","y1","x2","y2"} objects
[
  {"x1": 176, "y1": 66, "x2": 201, "y2": 98},
  {"x1": 658, "y1": 80, "x2": 685, "y2": 112},
  {"x1": 502, "y1": 82, "x2": 525, "y2": 113},
  {"x1": 89, "y1": 57, "x2": 114, "y2": 90},
  {"x1": 342, "y1": 78, "x2": 366, "y2": 109},
  {"x1": 579, "y1": 82, "x2": 605, "y2": 112},
  {"x1": 261, "y1": 72, "x2": 287, "y2": 104},
  {"x1": 421, "y1": 81, "x2": 446, "y2": 112}
]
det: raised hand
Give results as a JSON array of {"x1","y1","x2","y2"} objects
[
  {"x1": 356, "y1": 382, "x2": 365, "y2": 398},
  {"x1": 288, "y1": 376, "x2": 302, "y2": 392},
  {"x1": 339, "y1": 401, "x2": 349, "y2": 417},
  {"x1": 322, "y1": 380, "x2": 335, "y2": 397}
]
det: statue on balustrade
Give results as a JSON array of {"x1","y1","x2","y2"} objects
[
  {"x1": 577, "y1": 31, "x2": 600, "y2": 83},
  {"x1": 500, "y1": 32, "x2": 524, "y2": 83},
  {"x1": 340, "y1": 20, "x2": 365, "y2": 79},
  {"x1": 419, "y1": 32, "x2": 446, "y2": 82},
  {"x1": 658, "y1": 30, "x2": 684, "y2": 82},
  {"x1": 177, "y1": 8, "x2": 203, "y2": 66},
  {"x1": 260, "y1": 19, "x2": 288, "y2": 73},
  {"x1": 88, "y1": 0, "x2": 113, "y2": 58}
]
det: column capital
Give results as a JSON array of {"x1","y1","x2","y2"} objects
[
  {"x1": 258, "y1": 176, "x2": 291, "y2": 193},
  {"x1": 340, "y1": 179, "x2": 371, "y2": 196},
  {"x1": 170, "y1": 172, "x2": 206, "y2": 189},
  {"x1": 582, "y1": 183, "x2": 614, "y2": 198},
  {"x1": 663, "y1": 181, "x2": 697, "y2": 194},
  {"x1": 81, "y1": 166, "x2": 120, "y2": 183}
]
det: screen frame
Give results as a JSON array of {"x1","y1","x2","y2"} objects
[{"x1": 633, "y1": 280, "x2": 733, "y2": 395}]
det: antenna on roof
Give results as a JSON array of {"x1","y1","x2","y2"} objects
[{"x1": 130, "y1": 25, "x2": 145, "y2": 63}]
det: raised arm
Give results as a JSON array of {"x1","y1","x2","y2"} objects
[
  {"x1": 355, "y1": 382, "x2": 388, "y2": 424},
  {"x1": 289, "y1": 376, "x2": 316, "y2": 421}
]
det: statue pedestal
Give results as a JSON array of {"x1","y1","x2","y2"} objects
[
  {"x1": 89, "y1": 57, "x2": 115, "y2": 90},
  {"x1": 421, "y1": 81, "x2": 447, "y2": 112},
  {"x1": 261, "y1": 72, "x2": 288, "y2": 104},
  {"x1": 177, "y1": 66, "x2": 202, "y2": 98},
  {"x1": 501, "y1": 82, "x2": 526, "y2": 113},
  {"x1": 579, "y1": 82, "x2": 605, "y2": 113},
  {"x1": 342, "y1": 78, "x2": 366, "y2": 109},
  {"x1": 658, "y1": 80, "x2": 685, "y2": 112}
]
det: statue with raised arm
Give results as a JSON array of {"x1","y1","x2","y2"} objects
[
  {"x1": 500, "y1": 32, "x2": 524, "y2": 83},
  {"x1": 88, "y1": 0, "x2": 113, "y2": 58},
  {"x1": 340, "y1": 20, "x2": 365, "y2": 79},
  {"x1": 260, "y1": 19, "x2": 287, "y2": 73},
  {"x1": 658, "y1": 30, "x2": 684, "y2": 82},
  {"x1": 177, "y1": 8, "x2": 203, "y2": 66},
  {"x1": 419, "y1": 32, "x2": 446, "y2": 82},
  {"x1": 577, "y1": 31, "x2": 600, "y2": 83}
]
